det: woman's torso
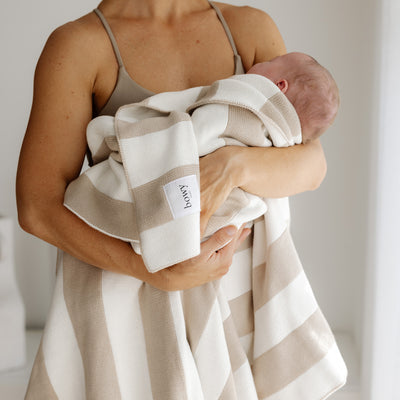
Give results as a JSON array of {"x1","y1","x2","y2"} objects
[
  {"x1": 91, "y1": 1, "x2": 251, "y2": 116},
  {"x1": 93, "y1": 1, "x2": 245, "y2": 116}
]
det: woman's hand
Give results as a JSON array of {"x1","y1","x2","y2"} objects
[
  {"x1": 147, "y1": 224, "x2": 251, "y2": 291},
  {"x1": 199, "y1": 146, "x2": 241, "y2": 236}
]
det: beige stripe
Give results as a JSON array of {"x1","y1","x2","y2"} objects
[
  {"x1": 131, "y1": 164, "x2": 199, "y2": 232},
  {"x1": 218, "y1": 371, "x2": 237, "y2": 400},
  {"x1": 25, "y1": 340, "x2": 58, "y2": 400},
  {"x1": 181, "y1": 282, "x2": 218, "y2": 353},
  {"x1": 106, "y1": 134, "x2": 122, "y2": 163},
  {"x1": 187, "y1": 81, "x2": 221, "y2": 112},
  {"x1": 223, "y1": 314, "x2": 248, "y2": 372},
  {"x1": 64, "y1": 174, "x2": 139, "y2": 241},
  {"x1": 253, "y1": 215, "x2": 264, "y2": 224},
  {"x1": 117, "y1": 110, "x2": 191, "y2": 139},
  {"x1": 222, "y1": 106, "x2": 266, "y2": 146},
  {"x1": 63, "y1": 253, "x2": 122, "y2": 400},
  {"x1": 253, "y1": 228, "x2": 302, "y2": 310},
  {"x1": 91, "y1": 139, "x2": 112, "y2": 164},
  {"x1": 104, "y1": 135, "x2": 119, "y2": 152},
  {"x1": 193, "y1": 85, "x2": 212, "y2": 104},
  {"x1": 260, "y1": 96, "x2": 291, "y2": 139},
  {"x1": 139, "y1": 284, "x2": 188, "y2": 400},
  {"x1": 253, "y1": 308, "x2": 336, "y2": 398},
  {"x1": 267, "y1": 92, "x2": 301, "y2": 137},
  {"x1": 228, "y1": 290, "x2": 254, "y2": 337},
  {"x1": 235, "y1": 225, "x2": 253, "y2": 253}
]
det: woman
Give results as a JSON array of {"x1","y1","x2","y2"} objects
[{"x1": 17, "y1": 0, "x2": 327, "y2": 398}]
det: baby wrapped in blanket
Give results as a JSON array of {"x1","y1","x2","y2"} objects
[{"x1": 64, "y1": 52, "x2": 339, "y2": 273}]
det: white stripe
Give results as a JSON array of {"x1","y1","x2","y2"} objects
[
  {"x1": 213, "y1": 77, "x2": 274, "y2": 110},
  {"x1": 227, "y1": 194, "x2": 267, "y2": 230},
  {"x1": 239, "y1": 332, "x2": 254, "y2": 364},
  {"x1": 139, "y1": 213, "x2": 200, "y2": 272},
  {"x1": 230, "y1": 75, "x2": 280, "y2": 102},
  {"x1": 233, "y1": 362, "x2": 258, "y2": 400},
  {"x1": 193, "y1": 299, "x2": 232, "y2": 400},
  {"x1": 191, "y1": 103, "x2": 229, "y2": 156},
  {"x1": 169, "y1": 291, "x2": 205, "y2": 400},
  {"x1": 221, "y1": 247, "x2": 252, "y2": 301},
  {"x1": 101, "y1": 272, "x2": 153, "y2": 400},
  {"x1": 85, "y1": 158, "x2": 132, "y2": 202},
  {"x1": 263, "y1": 199, "x2": 291, "y2": 245},
  {"x1": 263, "y1": 343, "x2": 348, "y2": 400},
  {"x1": 216, "y1": 285, "x2": 232, "y2": 322},
  {"x1": 42, "y1": 255, "x2": 85, "y2": 400},
  {"x1": 119, "y1": 120, "x2": 199, "y2": 188},
  {"x1": 254, "y1": 271, "x2": 318, "y2": 358}
]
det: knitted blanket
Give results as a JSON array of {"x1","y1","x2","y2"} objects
[
  {"x1": 26, "y1": 75, "x2": 347, "y2": 400},
  {"x1": 64, "y1": 75, "x2": 303, "y2": 272}
]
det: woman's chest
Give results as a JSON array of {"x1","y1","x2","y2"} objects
[{"x1": 94, "y1": 13, "x2": 241, "y2": 111}]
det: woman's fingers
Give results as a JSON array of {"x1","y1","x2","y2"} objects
[
  {"x1": 154, "y1": 224, "x2": 252, "y2": 291},
  {"x1": 201, "y1": 225, "x2": 238, "y2": 256},
  {"x1": 235, "y1": 228, "x2": 252, "y2": 249}
]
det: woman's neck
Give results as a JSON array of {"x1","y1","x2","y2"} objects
[{"x1": 98, "y1": 0, "x2": 211, "y2": 21}]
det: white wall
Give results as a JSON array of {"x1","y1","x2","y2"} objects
[
  {"x1": 361, "y1": 0, "x2": 400, "y2": 398},
  {"x1": 1, "y1": 0, "x2": 377, "y2": 346}
]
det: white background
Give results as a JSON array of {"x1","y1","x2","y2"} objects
[{"x1": 1, "y1": 0, "x2": 398, "y2": 397}]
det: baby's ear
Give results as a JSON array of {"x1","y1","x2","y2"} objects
[{"x1": 276, "y1": 79, "x2": 288, "y2": 93}]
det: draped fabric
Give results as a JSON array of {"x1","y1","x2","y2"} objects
[
  {"x1": 26, "y1": 75, "x2": 347, "y2": 400},
  {"x1": 64, "y1": 75, "x2": 302, "y2": 272}
]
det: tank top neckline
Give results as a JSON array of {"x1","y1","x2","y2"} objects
[{"x1": 94, "y1": 1, "x2": 245, "y2": 116}]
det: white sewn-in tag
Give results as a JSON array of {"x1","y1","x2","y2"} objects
[{"x1": 163, "y1": 174, "x2": 201, "y2": 219}]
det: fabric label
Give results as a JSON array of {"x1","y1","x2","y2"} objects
[{"x1": 163, "y1": 175, "x2": 201, "y2": 219}]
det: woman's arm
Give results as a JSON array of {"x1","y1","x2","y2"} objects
[
  {"x1": 16, "y1": 23, "x2": 249, "y2": 291},
  {"x1": 199, "y1": 6, "x2": 327, "y2": 233}
]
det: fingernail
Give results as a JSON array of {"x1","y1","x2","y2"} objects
[{"x1": 225, "y1": 226, "x2": 237, "y2": 236}]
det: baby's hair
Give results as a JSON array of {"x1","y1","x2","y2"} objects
[{"x1": 289, "y1": 55, "x2": 339, "y2": 141}]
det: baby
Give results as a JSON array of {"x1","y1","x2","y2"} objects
[{"x1": 247, "y1": 52, "x2": 339, "y2": 142}]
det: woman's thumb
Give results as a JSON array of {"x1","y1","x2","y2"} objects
[{"x1": 202, "y1": 225, "x2": 237, "y2": 254}]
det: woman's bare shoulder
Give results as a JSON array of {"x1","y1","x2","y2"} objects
[
  {"x1": 37, "y1": 12, "x2": 107, "y2": 84},
  {"x1": 213, "y1": 2, "x2": 286, "y2": 69}
]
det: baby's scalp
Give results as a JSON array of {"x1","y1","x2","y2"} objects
[{"x1": 288, "y1": 54, "x2": 339, "y2": 140}]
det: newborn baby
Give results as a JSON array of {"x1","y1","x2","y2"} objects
[{"x1": 247, "y1": 52, "x2": 339, "y2": 142}]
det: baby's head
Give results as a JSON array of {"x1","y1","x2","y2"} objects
[{"x1": 248, "y1": 52, "x2": 339, "y2": 142}]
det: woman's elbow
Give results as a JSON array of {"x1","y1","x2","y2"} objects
[
  {"x1": 17, "y1": 202, "x2": 42, "y2": 236},
  {"x1": 16, "y1": 194, "x2": 52, "y2": 238}
]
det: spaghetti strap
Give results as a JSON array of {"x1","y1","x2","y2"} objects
[
  {"x1": 93, "y1": 8, "x2": 124, "y2": 68},
  {"x1": 208, "y1": 1, "x2": 244, "y2": 73},
  {"x1": 208, "y1": 1, "x2": 239, "y2": 56}
]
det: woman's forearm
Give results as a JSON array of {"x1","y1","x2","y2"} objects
[
  {"x1": 18, "y1": 201, "x2": 154, "y2": 282},
  {"x1": 230, "y1": 139, "x2": 327, "y2": 198}
]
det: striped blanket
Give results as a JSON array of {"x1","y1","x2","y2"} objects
[
  {"x1": 26, "y1": 75, "x2": 347, "y2": 400},
  {"x1": 64, "y1": 74, "x2": 303, "y2": 272}
]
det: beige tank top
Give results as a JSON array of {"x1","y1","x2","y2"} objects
[{"x1": 93, "y1": 1, "x2": 245, "y2": 117}]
